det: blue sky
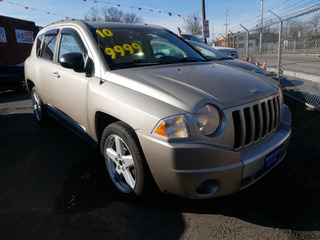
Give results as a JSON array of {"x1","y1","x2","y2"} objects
[{"x1": 0, "y1": 0, "x2": 318, "y2": 41}]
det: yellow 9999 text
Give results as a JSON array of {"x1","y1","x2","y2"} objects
[{"x1": 104, "y1": 43, "x2": 143, "y2": 59}]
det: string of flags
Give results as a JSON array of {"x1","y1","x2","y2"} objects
[
  {"x1": 84, "y1": 0, "x2": 197, "y2": 20},
  {"x1": 0, "y1": 0, "x2": 70, "y2": 19},
  {"x1": 0, "y1": 0, "x2": 199, "y2": 21}
]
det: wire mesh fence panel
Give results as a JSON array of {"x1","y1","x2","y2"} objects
[
  {"x1": 280, "y1": 10, "x2": 320, "y2": 109},
  {"x1": 237, "y1": 33, "x2": 247, "y2": 59},
  {"x1": 233, "y1": 7, "x2": 320, "y2": 110},
  {"x1": 246, "y1": 23, "x2": 280, "y2": 72}
]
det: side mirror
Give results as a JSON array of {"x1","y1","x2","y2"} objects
[{"x1": 60, "y1": 52, "x2": 85, "y2": 71}]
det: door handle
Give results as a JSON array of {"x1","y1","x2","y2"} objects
[{"x1": 52, "y1": 72, "x2": 60, "y2": 78}]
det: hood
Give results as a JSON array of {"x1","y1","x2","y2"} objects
[
  {"x1": 217, "y1": 59, "x2": 267, "y2": 75},
  {"x1": 106, "y1": 62, "x2": 278, "y2": 113}
]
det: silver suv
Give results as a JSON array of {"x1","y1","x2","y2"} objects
[{"x1": 25, "y1": 20, "x2": 291, "y2": 199}]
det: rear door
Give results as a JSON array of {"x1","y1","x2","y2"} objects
[{"x1": 36, "y1": 29, "x2": 59, "y2": 104}]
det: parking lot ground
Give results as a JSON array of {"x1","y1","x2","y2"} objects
[{"x1": 0, "y1": 91, "x2": 319, "y2": 240}]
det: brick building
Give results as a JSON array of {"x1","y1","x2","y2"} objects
[{"x1": 0, "y1": 15, "x2": 40, "y2": 65}]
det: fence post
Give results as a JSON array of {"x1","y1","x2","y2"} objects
[
  {"x1": 269, "y1": 10, "x2": 283, "y2": 82},
  {"x1": 240, "y1": 24, "x2": 249, "y2": 60},
  {"x1": 229, "y1": 30, "x2": 235, "y2": 48},
  {"x1": 277, "y1": 21, "x2": 283, "y2": 81},
  {"x1": 219, "y1": 33, "x2": 227, "y2": 47}
]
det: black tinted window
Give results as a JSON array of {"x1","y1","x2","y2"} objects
[
  {"x1": 42, "y1": 34, "x2": 57, "y2": 61},
  {"x1": 89, "y1": 24, "x2": 205, "y2": 70}
]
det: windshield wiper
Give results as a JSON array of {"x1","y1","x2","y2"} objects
[
  {"x1": 178, "y1": 57, "x2": 206, "y2": 63},
  {"x1": 216, "y1": 57, "x2": 233, "y2": 61},
  {"x1": 133, "y1": 59, "x2": 175, "y2": 65}
]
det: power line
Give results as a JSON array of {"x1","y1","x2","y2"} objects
[{"x1": 230, "y1": 0, "x2": 320, "y2": 32}]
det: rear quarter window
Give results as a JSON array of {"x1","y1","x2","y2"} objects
[
  {"x1": 36, "y1": 33, "x2": 44, "y2": 57},
  {"x1": 38, "y1": 29, "x2": 59, "y2": 61},
  {"x1": 42, "y1": 35, "x2": 58, "y2": 61}
]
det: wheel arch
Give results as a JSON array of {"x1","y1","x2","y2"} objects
[
  {"x1": 95, "y1": 111, "x2": 120, "y2": 144},
  {"x1": 26, "y1": 79, "x2": 35, "y2": 93},
  {"x1": 95, "y1": 111, "x2": 152, "y2": 175}
]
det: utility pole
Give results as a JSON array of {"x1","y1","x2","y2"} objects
[
  {"x1": 225, "y1": 7, "x2": 228, "y2": 47},
  {"x1": 211, "y1": 22, "x2": 214, "y2": 45},
  {"x1": 95, "y1": 1, "x2": 99, "y2": 22},
  {"x1": 202, "y1": 0, "x2": 207, "y2": 44},
  {"x1": 259, "y1": 0, "x2": 263, "y2": 54}
]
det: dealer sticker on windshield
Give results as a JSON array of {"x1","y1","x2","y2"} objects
[{"x1": 263, "y1": 146, "x2": 282, "y2": 172}]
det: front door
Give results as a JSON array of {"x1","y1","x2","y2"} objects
[{"x1": 51, "y1": 28, "x2": 90, "y2": 132}]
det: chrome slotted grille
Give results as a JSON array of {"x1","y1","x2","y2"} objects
[{"x1": 232, "y1": 95, "x2": 282, "y2": 150}]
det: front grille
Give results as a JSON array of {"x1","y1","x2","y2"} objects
[{"x1": 232, "y1": 95, "x2": 281, "y2": 150}]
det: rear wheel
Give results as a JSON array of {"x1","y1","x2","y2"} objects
[
  {"x1": 31, "y1": 87, "x2": 46, "y2": 124},
  {"x1": 100, "y1": 121, "x2": 146, "y2": 199}
]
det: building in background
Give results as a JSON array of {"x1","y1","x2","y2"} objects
[{"x1": 0, "y1": 15, "x2": 41, "y2": 65}]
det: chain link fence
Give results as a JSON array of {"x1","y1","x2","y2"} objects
[{"x1": 232, "y1": 6, "x2": 320, "y2": 110}]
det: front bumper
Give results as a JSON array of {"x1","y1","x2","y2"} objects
[{"x1": 137, "y1": 106, "x2": 291, "y2": 199}]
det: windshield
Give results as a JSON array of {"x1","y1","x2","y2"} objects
[
  {"x1": 188, "y1": 41, "x2": 232, "y2": 61},
  {"x1": 88, "y1": 23, "x2": 206, "y2": 70},
  {"x1": 181, "y1": 34, "x2": 206, "y2": 44}
]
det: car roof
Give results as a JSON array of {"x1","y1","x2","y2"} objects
[{"x1": 44, "y1": 19, "x2": 167, "y2": 32}]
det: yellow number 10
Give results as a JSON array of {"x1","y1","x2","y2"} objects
[{"x1": 96, "y1": 29, "x2": 114, "y2": 38}]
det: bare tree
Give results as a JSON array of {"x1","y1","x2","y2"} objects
[
  {"x1": 286, "y1": 19, "x2": 305, "y2": 38},
  {"x1": 84, "y1": 7, "x2": 101, "y2": 22},
  {"x1": 308, "y1": 13, "x2": 320, "y2": 33},
  {"x1": 182, "y1": 12, "x2": 202, "y2": 35},
  {"x1": 123, "y1": 13, "x2": 143, "y2": 24},
  {"x1": 102, "y1": 7, "x2": 124, "y2": 22},
  {"x1": 84, "y1": 7, "x2": 143, "y2": 23}
]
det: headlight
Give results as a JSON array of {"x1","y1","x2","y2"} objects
[
  {"x1": 197, "y1": 104, "x2": 220, "y2": 135},
  {"x1": 154, "y1": 115, "x2": 189, "y2": 139}
]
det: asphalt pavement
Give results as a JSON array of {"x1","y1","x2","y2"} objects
[
  {"x1": 0, "y1": 91, "x2": 319, "y2": 240},
  {"x1": 247, "y1": 53, "x2": 320, "y2": 76}
]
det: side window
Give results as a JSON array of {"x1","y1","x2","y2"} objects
[
  {"x1": 42, "y1": 34, "x2": 58, "y2": 61},
  {"x1": 58, "y1": 30, "x2": 86, "y2": 61},
  {"x1": 36, "y1": 33, "x2": 44, "y2": 57}
]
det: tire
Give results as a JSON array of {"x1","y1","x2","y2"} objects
[
  {"x1": 21, "y1": 77, "x2": 27, "y2": 92},
  {"x1": 31, "y1": 87, "x2": 46, "y2": 124},
  {"x1": 100, "y1": 121, "x2": 147, "y2": 199}
]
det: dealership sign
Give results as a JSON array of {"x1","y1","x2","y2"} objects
[
  {"x1": 0, "y1": 27, "x2": 7, "y2": 43},
  {"x1": 15, "y1": 29, "x2": 34, "y2": 44},
  {"x1": 203, "y1": 20, "x2": 209, "y2": 38}
]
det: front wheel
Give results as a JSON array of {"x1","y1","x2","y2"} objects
[{"x1": 100, "y1": 122, "x2": 147, "y2": 199}]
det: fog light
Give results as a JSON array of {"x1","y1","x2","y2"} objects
[{"x1": 195, "y1": 180, "x2": 220, "y2": 196}]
